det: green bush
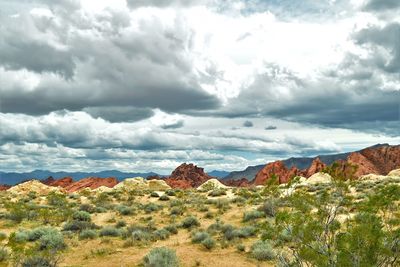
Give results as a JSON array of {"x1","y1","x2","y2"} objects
[
  {"x1": 38, "y1": 231, "x2": 66, "y2": 251},
  {"x1": 243, "y1": 210, "x2": 264, "y2": 222},
  {"x1": 250, "y1": 240, "x2": 276, "y2": 261},
  {"x1": 63, "y1": 220, "x2": 97, "y2": 232},
  {"x1": 116, "y1": 205, "x2": 134, "y2": 216},
  {"x1": 191, "y1": 231, "x2": 210, "y2": 243},
  {"x1": 165, "y1": 190, "x2": 176, "y2": 196},
  {"x1": 131, "y1": 229, "x2": 152, "y2": 242},
  {"x1": 79, "y1": 229, "x2": 97, "y2": 240},
  {"x1": 180, "y1": 216, "x2": 200, "y2": 229},
  {"x1": 143, "y1": 247, "x2": 179, "y2": 267},
  {"x1": 99, "y1": 226, "x2": 121, "y2": 237},
  {"x1": 116, "y1": 220, "x2": 127, "y2": 228},
  {"x1": 201, "y1": 237, "x2": 216, "y2": 250},
  {"x1": 236, "y1": 244, "x2": 246, "y2": 252},
  {"x1": 0, "y1": 247, "x2": 9, "y2": 262},
  {"x1": 170, "y1": 207, "x2": 183, "y2": 216},
  {"x1": 208, "y1": 189, "x2": 226, "y2": 197},
  {"x1": 258, "y1": 198, "x2": 277, "y2": 217},
  {"x1": 21, "y1": 256, "x2": 56, "y2": 267},
  {"x1": 153, "y1": 229, "x2": 170, "y2": 240},
  {"x1": 164, "y1": 224, "x2": 178, "y2": 235},
  {"x1": 72, "y1": 210, "x2": 91, "y2": 222},
  {"x1": 150, "y1": 192, "x2": 160, "y2": 198},
  {"x1": 144, "y1": 203, "x2": 162, "y2": 213},
  {"x1": 159, "y1": 195, "x2": 170, "y2": 201},
  {"x1": 79, "y1": 204, "x2": 96, "y2": 213}
]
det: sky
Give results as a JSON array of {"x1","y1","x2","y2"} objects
[{"x1": 0, "y1": 0, "x2": 399, "y2": 174}]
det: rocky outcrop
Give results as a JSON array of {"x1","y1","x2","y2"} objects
[
  {"x1": 0, "y1": 185, "x2": 11, "y2": 191},
  {"x1": 8, "y1": 180, "x2": 64, "y2": 195},
  {"x1": 64, "y1": 177, "x2": 118, "y2": 193},
  {"x1": 254, "y1": 161, "x2": 301, "y2": 185},
  {"x1": 114, "y1": 177, "x2": 171, "y2": 191},
  {"x1": 254, "y1": 144, "x2": 400, "y2": 185},
  {"x1": 165, "y1": 163, "x2": 212, "y2": 189},
  {"x1": 42, "y1": 176, "x2": 74, "y2": 188},
  {"x1": 348, "y1": 144, "x2": 400, "y2": 176}
]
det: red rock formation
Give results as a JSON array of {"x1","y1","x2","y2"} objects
[
  {"x1": 254, "y1": 161, "x2": 301, "y2": 185},
  {"x1": 348, "y1": 145, "x2": 400, "y2": 176},
  {"x1": 64, "y1": 177, "x2": 118, "y2": 193},
  {"x1": 165, "y1": 163, "x2": 212, "y2": 189},
  {"x1": 221, "y1": 178, "x2": 251, "y2": 187},
  {"x1": 42, "y1": 176, "x2": 74, "y2": 188},
  {"x1": 304, "y1": 157, "x2": 326, "y2": 177},
  {"x1": 0, "y1": 185, "x2": 11, "y2": 191},
  {"x1": 253, "y1": 144, "x2": 400, "y2": 185}
]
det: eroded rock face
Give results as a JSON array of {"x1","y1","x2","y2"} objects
[
  {"x1": 0, "y1": 185, "x2": 11, "y2": 191},
  {"x1": 165, "y1": 163, "x2": 212, "y2": 189},
  {"x1": 64, "y1": 177, "x2": 118, "y2": 193},
  {"x1": 348, "y1": 145, "x2": 400, "y2": 176},
  {"x1": 253, "y1": 144, "x2": 400, "y2": 185},
  {"x1": 42, "y1": 176, "x2": 74, "y2": 188},
  {"x1": 254, "y1": 161, "x2": 301, "y2": 185}
]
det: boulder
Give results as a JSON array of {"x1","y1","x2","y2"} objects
[
  {"x1": 305, "y1": 172, "x2": 332, "y2": 184},
  {"x1": 8, "y1": 180, "x2": 64, "y2": 195}
]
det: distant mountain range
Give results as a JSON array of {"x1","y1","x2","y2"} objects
[
  {"x1": 223, "y1": 144, "x2": 391, "y2": 181},
  {"x1": 1, "y1": 143, "x2": 395, "y2": 185},
  {"x1": 0, "y1": 170, "x2": 160, "y2": 185}
]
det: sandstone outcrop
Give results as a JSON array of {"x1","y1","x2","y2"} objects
[
  {"x1": 64, "y1": 177, "x2": 118, "y2": 193},
  {"x1": 165, "y1": 163, "x2": 212, "y2": 189}
]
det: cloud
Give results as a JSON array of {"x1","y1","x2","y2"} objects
[
  {"x1": 265, "y1": 125, "x2": 277, "y2": 130},
  {"x1": 243, "y1": 120, "x2": 253, "y2": 127},
  {"x1": 0, "y1": 4, "x2": 220, "y2": 118},
  {"x1": 363, "y1": 0, "x2": 400, "y2": 11},
  {"x1": 126, "y1": 0, "x2": 211, "y2": 9}
]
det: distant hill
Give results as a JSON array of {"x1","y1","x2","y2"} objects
[
  {"x1": 223, "y1": 151, "x2": 360, "y2": 181},
  {"x1": 0, "y1": 170, "x2": 160, "y2": 185},
  {"x1": 223, "y1": 143, "x2": 392, "y2": 181},
  {"x1": 207, "y1": 170, "x2": 230, "y2": 178}
]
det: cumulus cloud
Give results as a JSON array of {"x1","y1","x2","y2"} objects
[{"x1": 242, "y1": 120, "x2": 253, "y2": 127}]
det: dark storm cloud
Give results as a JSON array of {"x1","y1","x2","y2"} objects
[
  {"x1": 354, "y1": 23, "x2": 400, "y2": 73},
  {"x1": 160, "y1": 120, "x2": 185, "y2": 129},
  {"x1": 265, "y1": 125, "x2": 277, "y2": 130},
  {"x1": 83, "y1": 107, "x2": 154, "y2": 123},
  {"x1": 0, "y1": 5, "x2": 220, "y2": 118},
  {"x1": 242, "y1": 120, "x2": 253, "y2": 127},
  {"x1": 363, "y1": 0, "x2": 400, "y2": 11}
]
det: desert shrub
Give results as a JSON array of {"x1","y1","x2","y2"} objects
[
  {"x1": 131, "y1": 229, "x2": 152, "y2": 242},
  {"x1": 12, "y1": 231, "x2": 29, "y2": 243},
  {"x1": 234, "y1": 226, "x2": 257, "y2": 238},
  {"x1": 47, "y1": 192, "x2": 68, "y2": 207},
  {"x1": 201, "y1": 237, "x2": 216, "y2": 250},
  {"x1": 0, "y1": 232, "x2": 7, "y2": 240},
  {"x1": 170, "y1": 207, "x2": 183, "y2": 216},
  {"x1": 164, "y1": 224, "x2": 178, "y2": 235},
  {"x1": 180, "y1": 216, "x2": 200, "y2": 229},
  {"x1": 258, "y1": 198, "x2": 277, "y2": 217},
  {"x1": 150, "y1": 192, "x2": 159, "y2": 198},
  {"x1": 99, "y1": 226, "x2": 121, "y2": 237},
  {"x1": 143, "y1": 247, "x2": 179, "y2": 267},
  {"x1": 79, "y1": 204, "x2": 96, "y2": 213},
  {"x1": 208, "y1": 189, "x2": 226, "y2": 197},
  {"x1": 236, "y1": 244, "x2": 246, "y2": 252},
  {"x1": 79, "y1": 229, "x2": 97, "y2": 240},
  {"x1": 38, "y1": 231, "x2": 66, "y2": 251},
  {"x1": 72, "y1": 210, "x2": 91, "y2": 222},
  {"x1": 63, "y1": 220, "x2": 97, "y2": 232},
  {"x1": 159, "y1": 195, "x2": 170, "y2": 201},
  {"x1": 116, "y1": 220, "x2": 127, "y2": 228},
  {"x1": 205, "y1": 212, "x2": 213, "y2": 219},
  {"x1": 191, "y1": 231, "x2": 210, "y2": 243},
  {"x1": 153, "y1": 229, "x2": 170, "y2": 240},
  {"x1": 250, "y1": 240, "x2": 276, "y2": 261},
  {"x1": 21, "y1": 256, "x2": 57, "y2": 267},
  {"x1": 0, "y1": 247, "x2": 9, "y2": 262},
  {"x1": 27, "y1": 227, "x2": 56, "y2": 242},
  {"x1": 116, "y1": 205, "x2": 134, "y2": 216},
  {"x1": 169, "y1": 199, "x2": 183, "y2": 207},
  {"x1": 243, "y1": 210, "x2": 264, "y2": 222},
  {"x1": 144, "y1": 203, "x2": 162, "y2": 213},
  {"x1": 165, "y1": 190, "x2": 176, "y2": 196}
]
